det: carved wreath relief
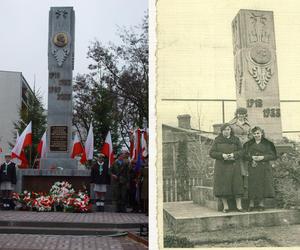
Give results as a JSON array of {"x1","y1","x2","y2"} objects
[
  {"x1": 246, "y1": 12, "x2": 274, "y2": 91},
  {"x1": 51, "y1": 9, "x2": 70, "y2": 67}
]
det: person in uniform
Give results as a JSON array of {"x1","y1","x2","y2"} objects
[
  {"x1": 0, "y1": 154, "x2": 17, "y2": 210},
  {"x1": 128, "y1": 160, "x2": 140, "y2": 212},
  {"x1": 140, "y1": 157, "x2": 148, "y2": 215},
  {"x1": 90, "y1": 153, "x2": 110, "y2": 212},
  {"x1": 228, "y1": 107, "x2": 252, "y2": 198},
  {"x1": 110, "y1": 153, "x2": 130, "y2": 213},
  {"x1": 243, "y1": 126, "x2": 277, "y2": 211},
  {"x1": 209, "y1": 123, "x2": 244, "y2": 212}
]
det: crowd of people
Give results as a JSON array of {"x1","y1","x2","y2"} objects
[
  {"x1": 0, "y1": 150, "x2": 148, "y2": 214},
  {"x1": 90, "y1": 151, "x2": 148, "y2": 214},
  {"x1": 209, "y1": 108, "x2": 277, "y2": 212}
]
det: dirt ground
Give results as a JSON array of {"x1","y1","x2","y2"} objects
[{"x1": 166, "y1": 224, "x2": 300, "y2": 247}]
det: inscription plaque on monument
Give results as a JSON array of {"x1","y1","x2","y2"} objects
[
  {"x1": 232, "y1": 9, "x2": 283, "y2": 141},
  {"x1": 50, "y1": 126, "x2": 68, "y2": 151}
]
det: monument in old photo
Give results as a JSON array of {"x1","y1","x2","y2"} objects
[{"x1": 232, "y1": 9, "x2": 282, "y2": 140}]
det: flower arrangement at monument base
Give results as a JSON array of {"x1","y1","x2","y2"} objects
[{"x1": 12, "y1": 181, "x2": 91, "y2": 213}]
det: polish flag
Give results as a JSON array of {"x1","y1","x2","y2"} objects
[
  {"x1": 101, "y1": 131, "x2": 114, "y2": 167},
  {"x1": 71, "y1": 133, "x2": 86, "y2": 164},
  {"x1": 84, "y1": 124, "x2": 94, "y2": 161},
  {"x1": 11, "y1": 122, "x2": 32, "y2": 160},
  {"x1": 37, "y1": 131, "x2": 47, "y2": 158},
  {"x1": 141, "y1": 130, "x2": 148, "y2": 159},
  {"x1": 129, "y1": 130, "x2": 134, "y2": 159},
  {"x1": 132, "y1": 129, "x2": 141, "y2": 161}
]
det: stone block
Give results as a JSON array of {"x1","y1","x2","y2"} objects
[{"x1": 164, "y1": 201, "x2": 300, "y2": 234}]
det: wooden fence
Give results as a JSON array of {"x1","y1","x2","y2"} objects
[{"x1": 163, "y1": 176, "x2": 202, "y2": 202}]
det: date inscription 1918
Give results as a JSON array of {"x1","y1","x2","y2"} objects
[{"x1": 247, "y1": 99, "x2": 280, "y2": 118}]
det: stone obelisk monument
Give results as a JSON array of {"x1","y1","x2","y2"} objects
[
  {"x1": 232, "y1": 9, "x2": 282, "y2": 141},
  {"x1": 40, "y1": 7, "x2": 76, "y2": 169}
]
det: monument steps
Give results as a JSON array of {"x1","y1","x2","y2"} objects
[
  {"x1": 164, "y1": 201, "x2": 300, "y2": 234},
  {"x1": 0, "y1": 220, "x2": 143, "y2": 229},
  {"x1": 0, "y1": 226, "x2": 137, "y2": 236},
  {"x1": 192, "y1": 186, "x2": 277, "y2": 211},
  {"x1": 0, "y1": 213, "x2": 147, "y2": 236}
]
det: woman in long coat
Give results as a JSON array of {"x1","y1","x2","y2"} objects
[
  {"x1": 243, "y1": 126, "x2": 277, "y2": 211},
  {"x1": 209, "y1": 123, "x2": 244, "y2": 212},
  {"x1": 229, "y1": 107, "x2": 251, "y2": 198}
]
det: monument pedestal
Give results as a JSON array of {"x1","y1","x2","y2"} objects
[
  {"x1": 16, "y1": 169, "x2": 90, "y2": 193},
  {"x1": 40, "y1": 158, "x2": 77, "y2": 169}
]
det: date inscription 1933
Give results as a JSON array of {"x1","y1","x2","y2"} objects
[{"x1": 246, "y1": 98, "x2": 280, "y2": 118}]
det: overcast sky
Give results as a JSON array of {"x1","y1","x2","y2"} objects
[{"x1": 0, "y1": 0, "x2": 147, "y2": 107}]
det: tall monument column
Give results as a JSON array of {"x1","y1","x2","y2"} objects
[
  {"x1": 232, "y1": 9, "x2": 282, "y2": 141},
  {"x1": 40, "y1": 7, "x2": 76, "y2": 169}
]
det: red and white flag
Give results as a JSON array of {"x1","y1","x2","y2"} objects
[
  {"x1": 101, "y1": 131, "x2": 114, "y2": 167},
  {"x1": 141, "y1": 130, "x2": 148, "y2": 159},
  {"x1": 71, "y1": 133, "x2": 86, "y2": 164},
  {"x1": 37, "y1": 131, "x2": 47, "y2": 158},
  {"x1": 132, "y1": 129, "x2": 141, "y2": 161},
  {"x1": 84, "y1": 124, "x2": 94, "y2": 161},
  {"x1": 11, "y1": 122, "x2": 32, "y2": 160}
]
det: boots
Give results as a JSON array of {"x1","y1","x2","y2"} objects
[
  {"x1": 2, "y1": 199, "x2": 9, "y2": 210},
  {"x1": 96, "y1": 199, "x2": 105, "y2": 212}
]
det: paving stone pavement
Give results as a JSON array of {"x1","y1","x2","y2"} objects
[
  {"x1": 0, "y1": 234, "x2": 148, "y2": 250},
  {"x1": 0, "y1": 211, "x2": 147, "y2": 224}
]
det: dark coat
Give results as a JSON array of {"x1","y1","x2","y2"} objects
[
  {"x1": 141, "y1": 166, "x2": 148, "y2": 200},
  {"x1": 209, "y1": 134, "x2": 244, "y2": 198},
  {"x1": 0, "y1": 162, "x2": 17, "y2": 184},
  {"x1": 90, "y1": 159, "x2": 110, "y2": 185},
  {"x1": 243, "y1": 138, "x2": 277, "y2": 200}
]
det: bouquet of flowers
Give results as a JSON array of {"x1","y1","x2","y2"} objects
[
  {"x1": 13, "y1": 181, "x2": 91, "y2": 213},
  {"x1": 50, "y1": 181, "x2": 75, "y2": 209},
  {"x1": 32, "y1": 195, "x2": 54, "y2": 212},
  {"x1": 12, "y1": 190, "x2": 37, "y2": 210},
  {"x1": 63, "y1": 191, "x2": 92, "y2": 213}
]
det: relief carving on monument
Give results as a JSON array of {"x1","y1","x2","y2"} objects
[
  {"x1": 55, "y1": 9, "x2": 68, "y2": 19},
  {"x1": 51, "y1": 32, "x2": 70, "y2": 67},
  {"x1": 248, "y1": 12, "x2": 270, "y2": 44},
  {"x1": 234, "y1": 53, "x2": 243, "y2": 95},
  {"x1": 246, "y1": 45, "x2": 275, "y2": 90},
  {"x1": 232, "y1": 17, "x2": 240, "y2": 55}
]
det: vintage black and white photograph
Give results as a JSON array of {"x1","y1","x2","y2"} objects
[{"x1": 156, "y1": 0, "x2": 300, "y2": 248}]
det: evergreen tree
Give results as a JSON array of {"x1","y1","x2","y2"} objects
[{"x1": 13, "y1": 88, "x2": 47, "y2": 167}]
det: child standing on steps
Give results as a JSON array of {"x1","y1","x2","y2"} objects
[
  {"x1": 0, "y1": 154, "x2": 17, "y2": 210},
  {"x1": 91, "y1": 153, "x2": 110, "y2": 212}
]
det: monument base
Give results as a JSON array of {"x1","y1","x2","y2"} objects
[
  {"x1": 16, "y1": 169, "x2": 90, "y2": 193},
  {"x1": 40, "y1": 158, "x2": 78, "y2": 169}
]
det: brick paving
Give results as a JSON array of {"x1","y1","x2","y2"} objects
[
  {"x1": 0, "y1": 211, "x2": 147, "y2": 224},
  {"x1": 0, "y1": 234, "x2": 147, "y2": 250}
]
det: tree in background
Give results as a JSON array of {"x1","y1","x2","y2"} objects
[
  {"x1": 73, "y1": 14, "x2": 148, "y2": 151},
  {"x1": 12, "y1": 88, "x2": 47, "y2": 167}
]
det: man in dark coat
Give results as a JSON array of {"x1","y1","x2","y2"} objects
[
  {"x1": 110, "y1": 153, "x2": 130, "y2": 212},
  {"x1": 0, "y1": 154, "x2": 17, "y2": 210},
  {"x1": 90, "y1": 153, "x2": 110, "y2": 212}
]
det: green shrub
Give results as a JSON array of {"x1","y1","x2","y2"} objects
[{"x1": 273, "y1": 147, "x2": 300, "y2": 208}]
